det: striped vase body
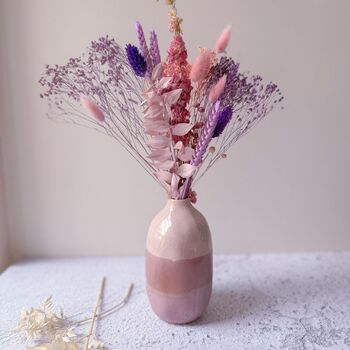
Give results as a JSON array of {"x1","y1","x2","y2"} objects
[{"x1": 146, "y1": 199, "x2": 212, "y2": 324}]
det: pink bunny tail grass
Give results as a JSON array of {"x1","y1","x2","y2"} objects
[
  {"x1": 208, "y1": 74, "x2": 227, "y2": 103},
  {"x1": 215, "y1": 25, "x2": 232, "y2": 53},
  {"x1": 80, "y1": 95, "x2": 104, "y2": 122},
  {"x1": 190, "y1": 49, "x2": 211, "y2": 82},
  {"x1": 135, "y1": 21, "x2": 153, "y2": 76},
  {"x1": 150, "y1": 30, "x2": 161, "y2": 67}
]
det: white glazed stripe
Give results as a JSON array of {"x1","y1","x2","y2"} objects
[{"x1": 146, "y1": 199, "x2": 212, "y2": 260}]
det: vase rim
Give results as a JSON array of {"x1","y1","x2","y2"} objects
[{"x1": 167, "y1": 198, "x2": 191, "y2": 204}]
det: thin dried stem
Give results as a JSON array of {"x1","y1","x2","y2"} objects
[
  {"x1": 83, "y1": 277, "x2": 105, "y2": 350},
  {"x1": 75, "y1": 283, "x2": 134, "y2": 326}
]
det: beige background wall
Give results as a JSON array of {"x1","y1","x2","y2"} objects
[{"x1": 0, "y1": 0, "x2": 349, "y2": 262}]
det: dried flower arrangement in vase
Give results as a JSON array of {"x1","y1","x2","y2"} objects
[{"x1": 39, "y1": 0, "x2": 283, "y2": 324}]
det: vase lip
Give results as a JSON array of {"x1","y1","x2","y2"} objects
[{"x1": 166, "y1": 197, "x2": 191, "y2": 206}]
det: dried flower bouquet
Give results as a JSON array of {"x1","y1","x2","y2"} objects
[{"x1": 39, "y1": 0, "x2": 283, "y2": 203}]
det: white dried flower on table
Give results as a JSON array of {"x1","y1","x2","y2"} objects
[
  {"x1": 14, "y1": 283, "x2": 133, "y2": 350},
  {"x1": 16, "y1": 296, "x2": 67, "y2": 341}
]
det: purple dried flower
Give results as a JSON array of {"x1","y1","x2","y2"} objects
[
  {"x1": 207, "y1": 56, "x2": 283, "y2": 113},
  {"x1": 191, "y1": 101, "x2": 221, "y2": 166},
  {"x1": 204, "y1": 56, "x2": 283, "y2": 145},
  {"x1": 135, "y1": 21, "x2": 153, "y2": 76},
  {"x1": 206, "y1": 56, "x2": 239, "y2": 107},
  {"x1": 149, "y1": 30, "x2": 161, "y2": 66},
  {"x1": 125, "y1": 44, "x2": 147, "y2": 77},
  {"x1": 39, "y1": 35, "x2": 156, "y2": 183},
  {"x1": 213, "y1": 106, "x2": 233, "y2": 137}
]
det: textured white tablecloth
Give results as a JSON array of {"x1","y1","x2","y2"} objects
[{"x1": 1, "y1": 253, "x2": 350, "y2": 349}]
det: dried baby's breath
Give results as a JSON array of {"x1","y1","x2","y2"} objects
[
  {"x1": 18, "y1": 297, "x2": 105, "y2": 350},
  {"x1": 26, "y1": 339, "x2": 79, "y2": 350},
  {"x1": 26, "y1": 334, "x2": 104, "y2": 350},
  {"x1": 15, "y1": 282, "x2": 133, "y2": 350},
  {"x1": 16, "y1": 296, "x2": 67, "y2": 341},
  {"x1": 86, "y1": 334, "x2": 104, "y2": 349}
]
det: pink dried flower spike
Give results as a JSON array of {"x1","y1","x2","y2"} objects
[
  {"x1": 80, "y1": 95, "x2": 104, "y2": 122},
  {"x1": 208, "y1": 75, "x2": 227, "y2": 103},
  {"x1": 190, "y1": 49, "x2": 211, "y2": 82},
  {"x1": 215, "y1": 25, "x2": 232, "y2": 53}
]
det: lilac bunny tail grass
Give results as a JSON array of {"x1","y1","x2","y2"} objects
[
  {"x1": 150, "y1": 30, "x2": 161, "y2": 66},
  {"x1": 213, "y1": 106, "x2": 233, "y2": 137},
  {"x1": 180, "y1": 101, "x2": 221, "y2": 199},
  {"x1": 135, "y1": 21, "x2": 153, "y2": 76},
  {"x1": 191, "y1": 100, "x2": 221, "y2": 166}
]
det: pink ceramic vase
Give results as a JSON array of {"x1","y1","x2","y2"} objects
[{"x1": 146, "y1": 198, "x2": 213, "y2": 324}]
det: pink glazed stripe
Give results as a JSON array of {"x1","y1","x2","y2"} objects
[
  {"x1": 146, "y1": 250, "x2": 212, "y2": 294},
  {"x1": 147, "y1": 283, "x2": 212, "y2": 324}
]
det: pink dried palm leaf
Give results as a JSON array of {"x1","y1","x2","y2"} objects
[
  {"x1": 157, "y1": 160, "x2": 176, "y2": 171},
  {"x1": 170, "y1": 173, "x2": 180, "y2": 199},
  {"x1": 144, "y1": 119, "x2": 170, "y2": 134},
  {"x1": 147, "y1": 149, "x2": 172, "y2": 162},
  {"x1": 176, "y1": 163, "x2": 196, "y2": 178},
  {"x1": 172, "y1": 123, "x2": 194, "y2": 136},
  {"x1": 142, "y1": 73, "x2": 189, "y2": 197},
  {"x1": 215, "y1": 25, "x2": 232, "y2": 53},
  {"x1": 156, "y1": 170, "x2": 172, "y2": 184},
  {"x1": 177, "y1": 147, "x2": 194, "y2": 162},
  {"x1": 173, "y1": 141, "x2": 194, "y2": 162},
  {"x1": 146, "y1": 135, "x2": 170, "y2": 149}
]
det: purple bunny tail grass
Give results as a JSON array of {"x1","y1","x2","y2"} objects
[
  {"x1": 213, "y1": 106, "x2": 233, "y2": 138},
  {"x1": 191, "y1": 100, "x2": 221, "y2": 166},
  {"x1": 135, "y1": 21, "x2": 153, "y2": 76},
  {"x1": 125, "y1": 44, "x2": 147, "y2": 77},
  {"x1": 180, "y1": 101, "x2": 221, "y2": 199},
  {"x1": 150, "y1": 30, "x2": 161, "y2": 67}
]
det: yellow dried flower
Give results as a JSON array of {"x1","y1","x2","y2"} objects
[{"x1": 168, "y1": 8, "x2": 183, "y2": 34}]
